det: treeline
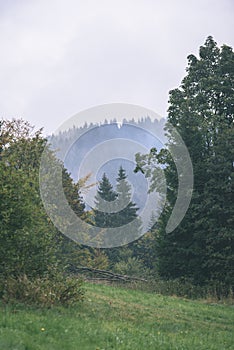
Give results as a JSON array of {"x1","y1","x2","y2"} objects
[
  {"x1": 0, "y1": 36, "x2": 233, "y2": 303},
  {"x1": 0, "y1": 118, "x2": 151, "y2": 277}
]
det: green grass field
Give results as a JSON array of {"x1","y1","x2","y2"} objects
[{"x1": 0, "y1": 282, "x2": 233, "y2": 350}]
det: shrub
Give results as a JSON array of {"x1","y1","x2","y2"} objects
[
  {"x1": 122, "y1": 277, "x2": 234, "y2": 303},
  {"x1": 113, "y1": 257, "x2": 150, "y2": 277},
  {"x1": 1, "y1": 273, "x2": 85, "y2": 307}
]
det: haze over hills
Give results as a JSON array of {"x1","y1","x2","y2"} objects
[{"x1": 49, "y1": 117, "x2": 167, "y2": 219}]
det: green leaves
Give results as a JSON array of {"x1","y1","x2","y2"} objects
[
  {"x1": 135, "y1": 37, "x2": 234, "y2": 289},
  {"x1": 0, "y1": 120, "x2": 59, "y2": 278}
]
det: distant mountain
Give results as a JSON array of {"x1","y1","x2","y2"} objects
[{"x1": 48, "y1": 117, "x2": 167, "y2": 217}]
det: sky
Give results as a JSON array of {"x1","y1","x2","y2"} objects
[{"x1": 0, "y1": 0, "x2": 233, "y2": 135}]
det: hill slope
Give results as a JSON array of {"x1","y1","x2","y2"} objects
[{"x1": 0, "y1": 283, "x2": 233, "y2": 350}]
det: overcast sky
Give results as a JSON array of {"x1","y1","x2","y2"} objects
[{"x1": 0, "y1": 0, "x2": 233, "y2": 134}]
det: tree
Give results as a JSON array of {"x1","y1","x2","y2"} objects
[
  {"x1": 94, "y1": 173, "x2": 118, "y2": 228},
  {"x1": 99, "y1": 167, "x2": 142, "y2": 267},
  {"x1": 115, "y1": 166, "x2": 139, "y2": 226},
  {"x1": 135, "y1": 37, "x2": 234, "y2": 289},
  {"x1": 0, "y1": 119, "x2": 90, "y2": 278},
  {"x1": 0, "y1": 119, "x2": 59, "y2": 277}
]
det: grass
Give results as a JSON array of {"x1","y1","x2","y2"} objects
[{"x1": 0, "y1": 282, "x2": 233, "y2": 349}]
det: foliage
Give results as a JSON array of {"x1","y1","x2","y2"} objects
[
  {"x1": 113, "y1": 256, "x2": 148, "y2": 277},
  {"x1": 101, "y1": 167, "x2": 142, "y2": 265},
  {"x1": 135, "y1": 37, "x2": 234, "y2": 289},
  {"x1": 60, "y1": 236, "x2": 109, "y2": 271},
  {"x1": 0, "y1": 119, "x2": 59, "y2": 278},
  {"x1": 128, "y1": 231, "x2": 158, "y2": 270},
  {"x1": 0, "y1": 273, "x2": 85, "y2": 307},
  {"x1": 115, "y1": 166, "x2": 139, "y2": 226},
  {"x1": 93, "y1": 173, "x2": 118, "y2": 228},
  {"x1": 0, "y1": 118, "x2": 110, "y2": 294}
]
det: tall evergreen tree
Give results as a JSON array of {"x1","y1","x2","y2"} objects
[
  {"x1": 94, "y1": 173, "x2": 118, "y2": 228},
  {"x1": 135, "y1": 37, "x2": 234, "y2": 288},
  {"x1": 104, "y1": 167, "x2": 142, "y2": 265},
  {"x1": 115, "y1": 166, "x2": 139, "y2": 226}
]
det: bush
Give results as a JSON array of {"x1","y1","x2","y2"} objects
[
  {"x1": 149, "y1": 278, "x2": 205, "y2": 299},
  {"x1": 122, "y1": 277, "x2": 234, "y2": 303},
  {"x1": 113, "y1": 257, "x2": 150, "y2": 277},
  {"x1": 0, "y1": 273, "x2": 85, "y2": 307}
]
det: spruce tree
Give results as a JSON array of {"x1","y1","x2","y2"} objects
[
  {"x1": 94, "y1": 173, "x2": 118, "y2": 228},
  {"x1": 106, "y1": 166, "x2": 142, "y2": 265},
  {"x1": 115, "y1": 166, "x2": 139, "y2": 226}
]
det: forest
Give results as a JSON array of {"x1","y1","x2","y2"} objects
[{"x1": 0, "y1": 36, "x2": 233, "y2": 305}]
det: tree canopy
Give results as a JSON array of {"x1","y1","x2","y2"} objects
[{"x1": 135, "y1": 36, "x2": 234, "y2": 289}]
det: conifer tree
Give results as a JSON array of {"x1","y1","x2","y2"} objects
[
  {"x1": 104, "y1": 167, "x2": 142, "y2": 265},
  {"x1": 115, "y1": 166, "x2": 139, "y2": 226},
  {"x1": 94, "y1": 173, "x2": 118, "y2": 228}
]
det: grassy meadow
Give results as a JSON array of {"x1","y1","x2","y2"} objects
[{"x1": 0, "y1": 282, "x2": 233, "y2": 350}]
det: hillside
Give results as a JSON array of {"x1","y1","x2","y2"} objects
[
  {"x1": 49, "y1": 117, "x2": 166, "y2": 212},
  {"x1": 0, "y1": 283, "x2": 233, "y2": 350}
]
